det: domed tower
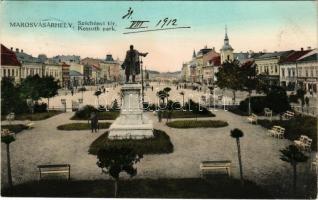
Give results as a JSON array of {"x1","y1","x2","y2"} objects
[{"x1": 220, "y1": 26, "x2": 234, "y2": 64}]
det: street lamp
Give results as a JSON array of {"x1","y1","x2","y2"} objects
[{"x1": 140, "y1": 57, "x2": 144, "y2": 105}]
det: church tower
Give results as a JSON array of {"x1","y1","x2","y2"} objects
[{"x1": 220, "y1": 26, "x2": 234, "y2": 64}]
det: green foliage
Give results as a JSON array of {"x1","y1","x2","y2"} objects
[
  {"x1": 73, "y1": 105, "x2": 97, "y2": 119},
  {"x1": 265, "y1": 86, "x2": 290, "y2": 114},
  {"x1": 33, "y1": 102, "x2": 47, "y2": 113},
  {"x1": 258, "y1": 116, "x2": 317, "y2": 151},
  {"x1": 11, "y1": 111, "x2": 62, "y2": 121},
  {"x1": 1, "y1": 77, "x2": 28, "y2": 115},
  {"x1": 184, "y1": 99, "x2": 210, "y2": 114},
  {"x1": 40, "y1": 76, "x2": 60, "y2": 100},
  {"x1": 89, "y1": 130, "x2": 173, "y2": 155},
  {"x1": 215, "y1": 60, "x2": 244, "y2": 92},
  {"x1": 166, "y1": 120, "x2": 228, "y2": 129},
  {"x1": 296, "y1": 88, "x2": 306, "y2": 106},
  {"x1": 230, "y1": 128, "x2": 244, "y2": 138},
  {"x1": 289, "y1": 94, "x2": 299, "y2": 103},
  {"x1": 1, "y1": 178, "x2": 273, "y2": 198},
  {"x1": 280, "y1": 145, "x2": 308, "y2": 165},
  {"x1": 162, "y1": 110, "x2": 215, "y2": 118},
  {"x1": 96, "y1": 147, "x2": 142, "y2": 180},
  {"x1": 57, "y1": 122, "x2": 111, "y2": 131},
  {"x1": 238, "y1": 96, "x2": 267, "y2": 114},
  {"x1": 1, "y1": 124, "x2": 29, "y2": 133},
  {"x1": 1, "y1": 135, "x2": 15, "y2": 145},
  {"x1": 19, "y1": 75, "x2": 42, "y2": 101}
]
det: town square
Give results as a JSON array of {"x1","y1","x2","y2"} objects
[{"x1": 1, "y1": 1, "x2": 317, "y2": 199}]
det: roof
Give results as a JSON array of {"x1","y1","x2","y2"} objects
[
  {"x1": 208, "y1": 56, "x2": 221, "y2": 66},
  {"x1": 279, "y1": 50, "x2": 312, "y2": 64},
  {"x1": 91, "y1": 64, "x2": 101, "y2": 71},
  {"x1": 1, "y1": 44, "x2": 21, "y2": 66},
  {"x1": 69, "y1": 70, "x2": 83, "y2": 76},
  {"x1": 234, "y1": 53, "x2": 249, "y2": 61},
  {"x1": 298, "y1": 53, "x2": 318, "y2": 62},
  {"x1": 255, "y1": 50, "x2": 293, "y2": 60}
]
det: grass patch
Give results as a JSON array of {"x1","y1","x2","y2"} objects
[
  {"x1": 166, "y1": 120, "x2": 228, "y2": 129},
  {"x1": 57, "y1": 122, "x2": 112, "y2": 131},
  {"x1": 162, "y1": 110, "x2": 215, "y2": 118},
  {"x1": 1, "y1": 178, "x2": 273, "y2": 198},
  {"x1": 89, "y1": 129, "x2": 173, "y2": 155},
  {"x1": 71, "y1": 111, "x2": 119, "y2": 120},
  {"x1": 258, "y1": 115, "x2": 317, "y2": 151},
  {"x1": 1, "y1": 124, "x2": 29, "y2": 133},
  {"x1": 2, "y1": 111, "x2": 63, "y2": 121}
]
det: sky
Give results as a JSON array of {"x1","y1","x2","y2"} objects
[{"x1": 0, "y1": 1, "x2": 316, "y2": 72}]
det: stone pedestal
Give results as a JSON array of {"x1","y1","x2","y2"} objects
[{"x1": 108, "y1": 84, "x2": 154, "y2": 139}]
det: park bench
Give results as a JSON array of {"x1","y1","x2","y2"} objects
[
  {"x1": 264, "y1": 108, "x2": 272, "y2": 118},
  {"x1": 37, "y1": 164, "x2": 71, "y2": 180},
  {"x1": 247, "y1": 113, "x2": 257, "y2": 124},
  {"x1": 6, "y1": 112, "x2": 15, "y2": 124},
  {"x1": 294, "y1": 135, "x2": 312, "y2": 152},
  {"x1": 268, "y1": 126, "x2": 285, "y2": 139},
  {"x1": 282, "y1": 111, "x2": 295, "y2": 120},
  {"x1": 200, "y1": 160, "x2": 232, "y2": 177}
]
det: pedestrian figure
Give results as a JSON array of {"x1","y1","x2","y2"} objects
[
  {"x1": 71, "y1": 89, "x2": 74, "y2": 96},
  {"x1": 103, "y1": 88, "x2": 106, "y2": 93},
  {"x1": 151, "y1": 86, "x2": 154, "y2": 91},
  {"x1": 90, "y1": 111, "x2": 99, "y2": 133},
  {"x1": 310, "y1": 88, "x2": 313, "y2": 97}
]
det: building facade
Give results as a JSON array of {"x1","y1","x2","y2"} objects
[{"x1": 1, "y1": 44, "x2": 22, "y2": 83}]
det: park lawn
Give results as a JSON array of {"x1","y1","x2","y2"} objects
[
  {"x1": 71, "y1": 111, "x2": 119, "y2": 120},
  {"x1": 166, "y1": 120, "x2": 228, "y2": 129},
  {"x1": 162, "y1": 110, "x2": 215, "y2": 118},
  {"x1": 2, "y1": 111, "x2": 63, "y2": 121},
  {"x1": 89, "y1": 129, "x2": 173, "y2": 155},
  {"x1": 1, "y1": 178, "x2": 272, "y2": 198},
  {"x1": 1, "y1": 124, "x2": 29, "y2": 134},
  {"x1": 57, "y1": 122, "x2": 112, "y2": 131},
  {"x1": 258, "y1": 115, "x2": 317, "y2": 151}
]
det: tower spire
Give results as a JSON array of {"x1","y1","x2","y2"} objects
[{"x1": 225, "y1": 25, "x2": 228, "y2": 40}]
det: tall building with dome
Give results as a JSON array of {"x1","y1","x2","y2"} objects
[{"x1": 220, "y1": 26, "x2": 234, "y2": 64}]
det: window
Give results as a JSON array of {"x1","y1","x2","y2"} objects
[
  {"x1": 16, "y1": 69, "x2": 18, "y2": 76},
  {"x1": 8, "y1": 69, "x2": 10, "y2": 76},
  {"x1": 311, "y1": 69, "x2": 314, "y2": 77},
  {"x1": 275, "y1": 65, "x2": 278, "y2": 73},
  {"x1": 11, "y1": 69, "x2": 14, "y2": 76},
  {"x1": 292, "y1": 69, "x2": 295, "y2": 77},
  {"x1": 3, "y1": 69, "x2": 6, "y2": 77},
  {"x1": 288, "y1": 69, "x2": 291, "y2": 77},
  {"x1": 305, "y1": 69, "x2": 308, "y2": 77},
  {"x1": 281, "y1": 68, "x2": 285, "y2": 77}
]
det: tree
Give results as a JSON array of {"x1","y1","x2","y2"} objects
[
  {"x1": 156, "y1": 90, "x2": 168, "y2": 105},
  {"x1": 241, "y1": 61, "x2": 257, "y2": 115},
  {"x1": 296, "y1": 88, "x2": 306, "y2": 112},
  {"x1": 1, "y1": 77, "x2": 19, "y2": 115},
  {"x1": 230, "y1": 128, "x2": 244, "y2": 183},
  {"x1": 179, "y1": 91, "x2": 185, "y2": 108},
  {"x1": 19, "y1": 74, "x2": 42, "y2": 102},
  {"x1": 40, "y1": 76, "x2": 60, "y2": 110},
  {"x1": 280, "y1": 145, "x2": 308, "y2": 194},
  {"x1": 96, "y1": 147, "x2": 143, "y2": 197},
  {"x1": 1, "y1": 130, "x2": 16, "y2": 188},
  {"x1": 94, "y1": 90, "x2": 102, "y2": 105},
  {"x1": 265, "y1": 86, "x2": 290, "y2": 118},
  {"x1": 163, "y1": 87, "x2": 171, "y2": 102},
  {"x1": 215, "y1": 60, "x2": 243, "y2": 104}
]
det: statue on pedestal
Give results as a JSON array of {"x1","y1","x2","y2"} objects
[{"x1": 121, "y1": 45, "x2": 148, "y2": 83}]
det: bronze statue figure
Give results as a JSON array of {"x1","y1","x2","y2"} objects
[{"x1": 122, "y1": 45, "x2": 148, "y2": 83}]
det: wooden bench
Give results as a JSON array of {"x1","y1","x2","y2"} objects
[
  {"x1": 200, "y1": 160, "x2": 232, "y2": 177},
  {"x1": 247, "y1": 113, "x2": 257, "y2": 124},
  {"x1": 38, "y1": 164, "x2": 71, "y2": 180},
  {"x1": 264, "y1": 108, "x2": 272, "y2": 118},
  {"x1": 268, "y1": 126, "x2": 285, "y2": 139},
  {"x1": 282, "y1": 111, "x2": 295, "y2": 120}
]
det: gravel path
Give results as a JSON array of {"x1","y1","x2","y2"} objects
[{"x1": 1, "y1": 109, "x2": 314, "y2": 191}]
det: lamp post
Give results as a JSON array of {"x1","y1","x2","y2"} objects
[{"x1": 140, "y1": 57, "x2": 144, "y2": 105}]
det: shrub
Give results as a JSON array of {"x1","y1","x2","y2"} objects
[
  {"x1": 33, "y1": 102, "x2": 47, "y2": 113},
  {"x1": 238, "y1": 96, "x2": 266, "y2": 114},
  {"x1": 184, "y1": 99, "x2": 210, "y2": 115},
  {"x1": 57, "y1": 122, "x2": 111, "y2": 131},
  {"x1": 166, "y1": 120, "x2": 228, "y2": 128},
  {"x1": 73, "y1": 105, "x2": 97, "y2": 119},
  {"x1": 89, "y1": 129, "x2": 173, "y2": 155},
  {"x1": 289, "y1": 94, "x2": 299, "y2": 103},
  {"x1": 1, "y1": 124, "x2": 29, "y2": 133},
  {"x1": 78, "y1": 87, "x2": 86, "y2": 92}
]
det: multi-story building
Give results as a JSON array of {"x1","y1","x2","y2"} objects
[
  {"x1": 104, "y1": 54, "x2": 121, "y2": 82},
  {"x1": 61, "y1": 62, "x2": 70, "y2": 88},
  {"x1": 180, "y1": 63, "x2": 190, "y2": 82},
  {"x1": 1, "y1": 44, "x2": 22, "y2": 83},
  {"x1": 205, "y1": 55, "x2": 221, "y2": 85},
  {"x1": 53, "y1": 55, "x2": 80, "y2": 64},
  {"x1": 296, "y1": 49, "x2": 318, "y2": 93},
  {"x1": 91, "y1": 64, "x2": 102, "y2": 84},
  {"x1": 44, "y1": 63, "x2": 63, "y2": 85},
  {"x1": 255, "y1": 51, "x2": 293, "y2": 85},
  {"x1": 279, "y1": 49, "x2": 312, "y2": 90}
]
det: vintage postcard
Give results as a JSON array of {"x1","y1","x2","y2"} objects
[{"x1": 0, "y1": 1, "x2": 317, "y2": 199}]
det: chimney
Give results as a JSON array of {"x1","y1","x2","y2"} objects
[
  {"x1": 10, "y1": 47, "x2": 13, "y2": 51},
  {"x1": 21, "y1": 49, "x2": 23, "y2": 53},
  {"x1": 307, "y1": 46, "x2": 311, "y2": 50},
  {"x1": 16, "y1": 48, "x2": 19, "y2": 53},
  {"x1": 301, "y1": 47, "x2": 303, "y2": 51}
]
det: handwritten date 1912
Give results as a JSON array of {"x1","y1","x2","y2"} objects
[{"x1": 156, "y1": 18, "x2": 177, "y2": 28}]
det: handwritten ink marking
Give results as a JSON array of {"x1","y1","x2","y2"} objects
[
  {"x1": 123, "y1": 26, "x2": 191, "y2": 34},
  {"x1": 122, "y1": 7, "x2": 134, "y2": 19},
  {"x1": 126, "y1": 20, "x2": 149, "y2": 29}
]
